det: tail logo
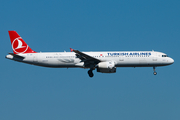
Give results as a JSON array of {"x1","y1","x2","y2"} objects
[{"x1": 12, "y1": 37, "x2": 28, "y2": 53}]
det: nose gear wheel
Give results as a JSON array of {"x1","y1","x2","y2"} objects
[{"x1": 153, "y1": 66, "x2": 157, "y2": 75}]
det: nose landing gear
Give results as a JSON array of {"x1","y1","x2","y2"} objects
[{"x1": 153, "y1": 66, "x2": 157, "y2": 75}]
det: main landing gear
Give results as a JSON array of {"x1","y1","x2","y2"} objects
[
  {"x1": 153, "y1": 66, "x2": 157, "y2": 75},
  {"x1": 88, "y1": 69, "x2": 94, "y2": 78}
]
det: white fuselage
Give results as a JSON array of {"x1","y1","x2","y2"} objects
[
  {"x1": 6, "y1": 31, "x2": 174, "y2": 77},
  {"x1": 6, "y1": 51, "x2": 174, "y2": 68}
]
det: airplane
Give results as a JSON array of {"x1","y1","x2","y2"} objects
[{"x1": 6, "y1": 31, "x2": 174, "y2": 77}]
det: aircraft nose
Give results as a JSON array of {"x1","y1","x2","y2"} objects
[{"x1": 169, "y1": 58, "x2": 174, "y2": 64}]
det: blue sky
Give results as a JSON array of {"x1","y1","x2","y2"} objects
[{"x1": 1, "y1": 0, "x2": 180, "y2": 120}]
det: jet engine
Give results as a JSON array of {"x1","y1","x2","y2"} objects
[{"x1": 97, "y1": 61, "x2": 116, "y2": 73}]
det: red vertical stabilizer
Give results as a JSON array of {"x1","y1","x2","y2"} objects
[{"x1": 8, "y1": 31, "x2": 36, "y2": 54}]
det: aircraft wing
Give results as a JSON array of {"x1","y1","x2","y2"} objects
[{"x1": 70, "y1": 48, "x2": 101, "y2": 64}]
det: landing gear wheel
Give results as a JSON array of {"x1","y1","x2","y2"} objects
[
  {"x1": 88, "y1": 70, "x2": 94, "y2": 78},
  {"x1": 153, "y1": 66, "x2": 157, "y2": 75}
]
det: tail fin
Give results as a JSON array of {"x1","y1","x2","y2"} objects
[{"x1": 8, "y1": 31, "x2": 36, "y2": 54}]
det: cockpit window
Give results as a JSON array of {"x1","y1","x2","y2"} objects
[{"x1": 162, "y1": 55, "x2": 168, "y2": 57}]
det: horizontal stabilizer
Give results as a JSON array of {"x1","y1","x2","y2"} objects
[{"x1": 8, "y1": 53, "x2": 25, "y2": 59}]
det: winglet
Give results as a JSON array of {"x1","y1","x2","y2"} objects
[{"x1": 70, "y1": 48, "x2": 74, "y2": 52}]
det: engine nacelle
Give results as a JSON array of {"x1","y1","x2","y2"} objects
[{"x1": 97, "y1": 61, "x2": 116, "y2": 73}]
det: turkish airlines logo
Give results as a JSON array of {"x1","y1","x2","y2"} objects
[{"x1": 12, "y1": 37, "x2": 28, "y2": 53}]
